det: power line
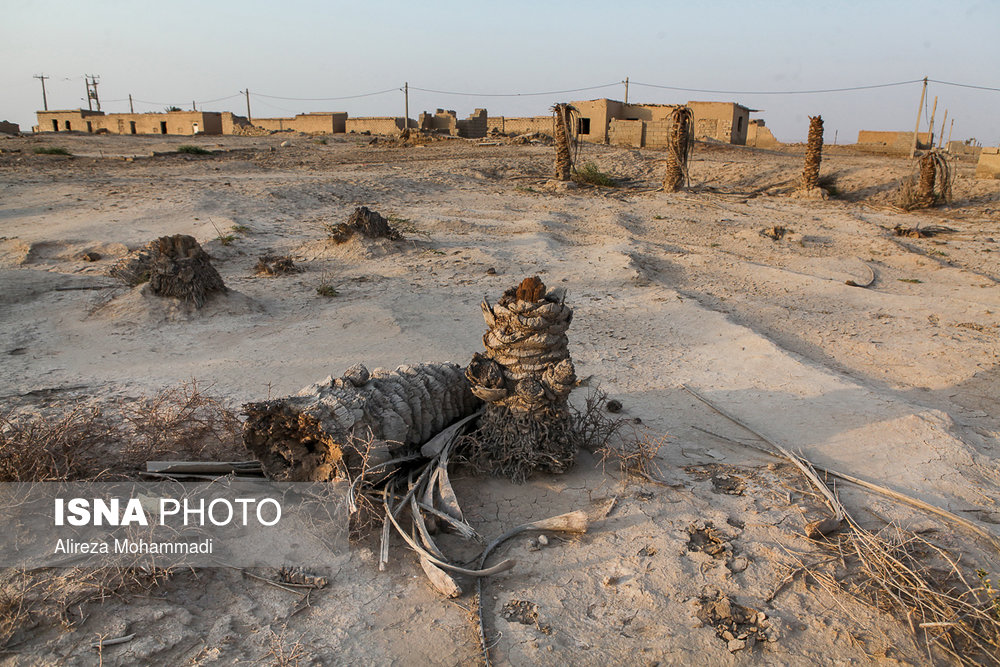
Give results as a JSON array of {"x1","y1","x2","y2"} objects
[
  {"x1": 408, "y1": 82, "x2": 620, "y2": 97},
  {"x1": 251, "y1": 88, "x2": 399, "y2": 101},
  {"x1": 928, "y1": 78, "x2": 1000, "y2": 92},
  {"x1": 630, "y1": 79, "x2": 924, "y2": 96}
]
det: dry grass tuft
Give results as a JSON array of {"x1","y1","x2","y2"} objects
[
  {"x1": 796, "y1": 520, "x2": 1000, "y2": 665},
  {"x1": 1, "y1": 565, "x2": 171, "y2": 650},
  {"x1": 0, "y1": 382, "x2": 242, "y2": 482}
]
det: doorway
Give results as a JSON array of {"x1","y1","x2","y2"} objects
[
  {"x1": 64, "y1": 121, "x2": 71, "y2": 131},
  {"x1": 52, "y1": 119, "x2": 59, "y2": 132},
  {"x1": 160, "y1": 121, "x2": 168, "y2": 134},
  {"x1": 130, "y1": 121, "x2": 137, "y2": 135}
]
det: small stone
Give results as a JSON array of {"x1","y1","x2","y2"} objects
[
  {"x1": 721, "y1": 630, "x2": 734, "y2": 641},
  {"x1": 728, "y1": 556, "x2": 749, "y2": 573},
  {"x1": 606, "y1": 399, "x2": 622, "y2": 413},
  {"x1": 727, "y1": 638, "x2": 746, "y2": 652},
  {"x1": 537, "y1": 534, "x2": 549, "y2": 547},
  {"x1": 81, "y1": 251, "x2": 101, "y2": 262},
  {"x1": 527, "y1": 538, "x2": 540, "y2": 552},
  {"x1": 486, "y1": 267, "x2": 496, "y2": 275},
  {"x1": 280, "y1": 140, "x2": 291, "y2": 147}
]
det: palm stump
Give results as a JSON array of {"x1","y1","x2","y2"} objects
[{"x1": 466, "y1": 276, "x2": 577, "y2": 481}]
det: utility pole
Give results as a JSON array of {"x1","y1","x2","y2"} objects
[
  {"x1": 403, "y1": 82, "x2": 409, "y2": 129},
  {"x1": 928, "y1": 95, "x2": 938, "y2": 149},
  {"x1": 947, "y1": 118, "x2": 954, "y2": 148},
  {"x1": 937, "y1": 109, "x2": 948, "y2": 149},
  {"x1": 192, "y1": 100, "x2": 196, "y2": 111},
  {"x1": 33, "y1": 74, "x2": 49, "y2": 111},
  {"x1": 243, "y1": 89, "x2": 251, "y2": 122},
  {"x1": 834, "y1": 129, "x2": 838, "y2": 145},
  {"x1": 909, "y1": 76, "x2": 927, "y2": 158},
  {"x1": 85, "y1": 75, "x2": 101, "y2": 111},
  {"x1": 129, "y1": 94, "x2": 134, "y2": 113},
  {"x1": 624, "y1": 76, "x2": 629, "y2": 105}
]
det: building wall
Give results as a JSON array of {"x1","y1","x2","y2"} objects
[
  {"x1": 609, "y1": 119, "x2": 644, "y2": 147},
  {"x1": 456, "y1": 108, "x2": 487, "y2": 139},
  {"x1": 420, "y1": 109, "x2": 459, "y2": 135},
  {"x1": 253, "y1": 113, "x2": 346, "y2": 134},
  {"x1": 687, "y1": 101, "x2": 749, "y2": 145},
  {"x1": 857, "y1": 131, "x2": 932, "y2": 152},
  {"x1": 346, "y1": 117, "x2": 412, "y2": 134},
  {"x1": 36, "y1": 110, "x2": 105, "y2": 133},
  {"x1": 0, "y1": 120, "x2": 19, "y2": 135},
  {"x1": 36, "y1": 110, "x2": 222, "y2": 135},
  {"x1": 571, "y1": 98, "x2": 749, "y2": 145},
  {"x1": 487, "y1": 116, "x2": 554, "y2": 136},
  {"x1": 747, "y1": 119, "x2": 780, "y2": 148},
  {"x1": 975, "y1": 147, "x2": 1000, "y2": 179},
  {"x1": 572, "y1": 99, "x2": 624, "y2": 143}
]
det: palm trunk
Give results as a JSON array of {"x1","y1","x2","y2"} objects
[
  {"x1": 466, "y1": 276, "x2": 577, "y2": 481},
  {"x1": 663, "y1": 106, "x2": 693, "y2": 191},
  {"x1": 802, "y1": 115, "x2": 824, "y2": 190},
  {"x1": 243, "y1": 362, "x2": 480, "y2": 481},
  {"x1": 917, "y1": 152, "x2": 937, "y2": 206},
  {"x1": 552, "y1": 104, "x2": 574, "y2": 181}
]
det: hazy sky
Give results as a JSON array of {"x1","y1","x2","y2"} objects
[{"x1": 3, "y1": 0, "x2": 998, "y2": 144}]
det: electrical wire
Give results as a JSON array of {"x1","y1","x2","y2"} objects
[
  {"x1": 250, "y1": 88, "x2": 399, "y2": 101},
  {"x1": 928, "y1": 78, "x2": 1000, "y2": 92},
  {"x1": 408, "y1": 82, "x2": 621, "y2": 97},
  {"x1": 629, "y1": 79, "x2": 924, "y2": 95}
]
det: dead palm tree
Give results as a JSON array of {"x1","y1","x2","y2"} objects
[
  {"x1": 551, "y1": 103, "x2": 577, "y2": 181},
  {"x1": 663, "y1": 106, "x2": 694, "y2": 191},
  {"x1": 802, "y1": 115, "x2": 824, "y2": 190},
  {"x1": 465, "y1": 276, "x2": 578, "y2": 481}
]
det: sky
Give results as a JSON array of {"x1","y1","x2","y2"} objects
[{"x1": 2, "y1": 0, "x2": 998, "y2": 144}]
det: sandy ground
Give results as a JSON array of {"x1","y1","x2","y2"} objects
[{"x1": 1, "y1": 130, "x2": 998, "y2": 665}]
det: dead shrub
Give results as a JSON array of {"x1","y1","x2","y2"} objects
[{"x1": 0, "y1": 382, "x2": 242, "y2": 482}]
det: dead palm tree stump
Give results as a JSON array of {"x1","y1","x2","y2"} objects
[
  {"x1": 802, "y1": 115, "x2": 824, "y2": 190},
  {"x1": 663, "y1": 106, "x2": 694, "y2": 192},
  {"x1": 243, "y1": 362, "x2": 480, "y2": 481},
  {"x1": 552, "y1": 104, "x2": 577, "y2": 181},
  {"x1": 110, "y1": 234, "x2": 226, "y2": 307},
  {"x1": 466, "y1": 276, "x2": 578, "y2": 481},
  {"x1": 917, "y1": 152, "x2": 937, "y2": 207}
]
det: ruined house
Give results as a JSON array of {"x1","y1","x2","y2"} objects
[
  {"x1": 36, "y1": 109, "x2": 223, "y2": 135},
  {"x1": 561, "y1": 98, "x2": 753, "y2": 148},
  {"x1": 418, "y1": 109, "x2": 488, "y2": 138},
  {"x1": 0, "y1": 120, "x2": 20, "y2": 135}
]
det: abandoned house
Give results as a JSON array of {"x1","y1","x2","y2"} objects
[
  {"x1": 418, "y1": 109, "x2": 488, "y2": 138},
  {"x1": 36, "y1": 109, "x2": 223, "y2": 136},
  {"x1": 568, "y1": 98, "x2": 754, "y2": 148}
]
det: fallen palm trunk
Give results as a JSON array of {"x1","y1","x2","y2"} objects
[
  {"x1": 465, "y1": 276, "x2": 578, "y2": 481},
  {"x1": 802, "y1": 115, "x2": 823, "y2": 190},
  {"x1": 242, "y1": 362, "x2": 480, "y2": 481},
  {"x1": 663, "y1": 106, "x2": 693, "y2": 192}
]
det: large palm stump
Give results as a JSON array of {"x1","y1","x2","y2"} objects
[{"x1": 466, "y1": 276, "x2": 578, "y2": 481}]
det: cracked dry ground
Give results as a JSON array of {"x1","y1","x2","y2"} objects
[{"x1": 1, "y1": 132, "x2": 998, "y2": 665}]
